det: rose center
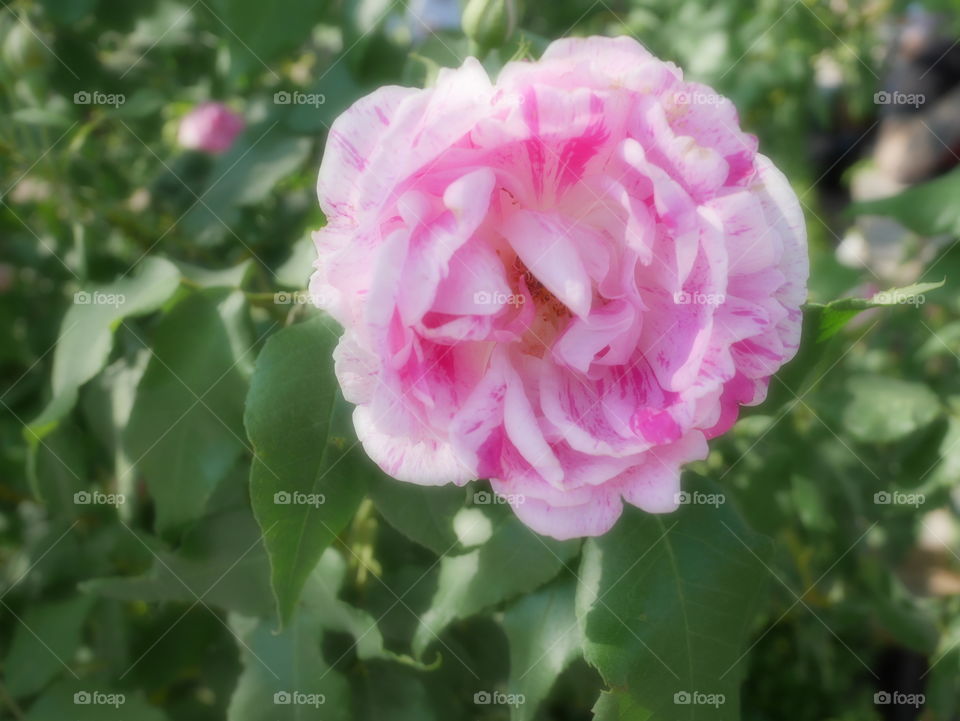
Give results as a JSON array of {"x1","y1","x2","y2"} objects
[{"x1": 509, "y1": 255, "x2": 573, "y2": 355}]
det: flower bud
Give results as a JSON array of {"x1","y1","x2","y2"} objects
[
  {"x1": 462, "y1": 0, "x2": 519, "y2": 55},
  {"x1": 177, "y1": 102, "x2": 245, "y2": 155}
]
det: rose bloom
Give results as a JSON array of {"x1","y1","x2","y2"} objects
[
  {"x1": 177, "y1": 102, "x2": 244, "y2": 154},
  {"x1": 310, "y1": 37, "x2": 807, "y2": 539}
]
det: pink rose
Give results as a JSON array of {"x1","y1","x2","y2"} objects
[
  {"x1": 311, "y1": 36, "x2": 808, "y2": 539},
  {"x1": 177, "y1": 102, "x2": 244, "y2": 154}
]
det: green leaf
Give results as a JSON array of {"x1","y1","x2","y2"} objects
[
  {"x1": 413, "y1": 510, "x2": 579, "y2": 657},
  {"x1": 274, "y1": 235, "x2": 317, "y2": 288},
  {"x1": 927, "y1": 411, "x2": 960, "y2": 488},
  {"x1": 869, "y1": 593, "x2": 938, "y2": 655},
  {"x1": 765, "y1": 280, "x2": 944, "y2": 411},
  {"x1": 369, "y1": 475, "x2": 466, "y2": 555},
  {"x1": 298, "y1": 548, "x2": 431, "y2": 667},
  {"x1": 226, "y1": 564, "x2": 353, "y2": 721},
  {"x1": 244, "y1": 314, "x2": 367, "y2": 627},
  {"x1": 577, "y1": 481, "x2": 772, "y2": 720},
  {"x1": 25, "y1": 421, "x2": 87, "y2": 517},
  {"x1": 4, "y1": 594, "x2": 95, "y2": 698},
  {"x1": 111, "y1": 89, "x2": 167, "y2": 119},
  {"x1": 849, "y1": 166, "x2": 960, "y2": 237},
  {"x1": 843, "y1": 375, "x2": 941, "y2": 443},
  {"x1": 591, "y1": 691, "x2": 652, "y2": 721},
  {"x1": 80, "y1": 352, "x2": 151, "y2": 516},
  {"x1": 790, "y1": 474, "x2": 832, "y2": 532},
  {"x1": 284, "y1": 62, "x2": 364, "y2": 135},
  {"x1": 925, "y1": 620, "x2": 960, "y2": 720},
  {"x1": 124, "y1": 288, "x2": 252, "y2": 538},
  {"x1": 38, "y1": 0, "x2": 96, "y2": 24},
  {"x1": 182, "y1": 131, "x2": 311, "y2": 245},
  {"x1": 403, "y1": 34, "x2": 472, "y2": 87},
  {"x1": 345, "y1": 0, "x2": 394, "y2": 37},
  {"x1": 918, "y1": 321, "x2": 960, "y2": 361},
  {"x1": 501, "y1": 577, "x2": 580, "y2": 721},
  {"x1": 28, "y1": 257, "x2": 181, "y2": 441},
  {"x1": 173, "y1": 258, "x2": 253, "y2": 289},
  {"x1": 10, "y1": 108, "x2": 73, "y2": 128},
  {"x1": 82, "y1": 504, "x2": 274, "y2": 617},
  {"x1": 351, "y1": 662, "x2": 437, "y2": 721},
  {"x1": 209, "y1": 0, "x2": 324, "y2": 72},
  {"x1": 807, "y1": 280, "x2": 944, "y2": 342},
  {"x1": 220, "y1": 134, "x2": 312, "y2": 207},
  {"x1": 127, "y1": 1, "x2": 196, "y2": 49}
]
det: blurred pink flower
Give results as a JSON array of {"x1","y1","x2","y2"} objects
[
  {"x1": 177, "y1": 102, "x2": 244, "y2": 154},
  {"x1": 311, "y1": 36, "x2": 808, "y2": 539}
]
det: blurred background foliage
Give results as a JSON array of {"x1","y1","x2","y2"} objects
[{"x1": 3, "y1": 0, "x2": 960, "y2": 719}]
